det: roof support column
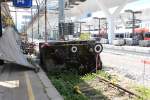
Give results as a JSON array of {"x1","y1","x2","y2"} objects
[
  {"x1": 107, "y1": 17, "x2": 115, "y2": 44},
  {"x1": 96, "y1": 0, "x2": 127, "y2": 44}
]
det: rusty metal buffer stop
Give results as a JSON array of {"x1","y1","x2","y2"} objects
[{"x1": 39, "y1": 40, "x2": 103, "y2": 74}]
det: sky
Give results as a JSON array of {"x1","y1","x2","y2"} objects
[{"x1": 8, "y1": 0, "x2": 150, "y2": 31}]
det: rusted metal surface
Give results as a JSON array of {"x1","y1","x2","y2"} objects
[{"x1": 39, "y1": 40, "x2": 103, "y2": 74}]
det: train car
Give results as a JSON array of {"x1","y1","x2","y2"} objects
[
  {"x1": 139, "y1": 32, "x2": 150, "y2": 47},
  {"x1": 39, "y1": 40, "x2": 103, "y2": 74},
  {"x1": 144, "y1": 32, "x2": 150, "y2": 40}
]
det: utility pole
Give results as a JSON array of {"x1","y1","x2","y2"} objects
[
  {"x1": 0, "y1": 1, "x2": 3, "y2": 65},
  {"x1": 98, "y1": 19, "x2": 100, "y2": 34},
  {"x1": 58, "y1": 0, "x2": 65, "y2": 39},
  {"x1": 15, "y1": 8, "x2": 17, "y2": 29},
  {"x1": 87, "y1": 25, "x2": 93, "y2": 34},
  {"x1": 80, "y1": 23, "x2": 82, "y2": 34},
  {"x1": 31, "y1": 7, "x2": 33, "y2": 42},
  {"x1": 0, "y1": 1, "x2": 2, "y2": 37},
  {"x1": 105, "y1": 22, "x2": 108, "y2": 36},
  {"x1": 35, "y1": 0, "x2": 40, "y2": 35},
  {"x1": 25, "y1": 16, "x2": 28, "y2": 41},
  {"x1": 93, "y1": 17, "x2": 101, "y2": 34},
  {"x1": 125, "y1": 10, "x2": 142, "y2": 36},
  {"x1": 93, "y1": 17, "x2": 107, "y2": 34},
  {"x1": 45, "y1": 0, "x2": 47, "y2": 42},
  {"x1": 76, "y1": 22, "x2": 86, "y2": 35},
  {"x1": 132, "y1": 12, "x2": 135, "y2": 36},
  {"x1": 59, "y1": 0, "x2": 65, "y2": 23}
]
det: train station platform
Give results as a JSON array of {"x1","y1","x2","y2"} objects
[{"x1": 0, "y1": 63, "x2": 63, "y2": 100}]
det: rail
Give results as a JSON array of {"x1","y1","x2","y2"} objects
[{"x1": 93, "y1": 73, "x2": 141, "y2": 99}]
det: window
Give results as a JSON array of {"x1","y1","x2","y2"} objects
[{"x1": 145, "y1": 33, "x2": 150, "y2": 38}]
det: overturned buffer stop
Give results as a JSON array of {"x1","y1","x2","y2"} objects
[{"x1": 39, "y1": 40, "x2": 103, "y2": 74}]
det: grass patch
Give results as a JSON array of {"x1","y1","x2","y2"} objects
[
  {"x1": 80, "y1": 73, "x2": 96, "y2": 81},
  {"x1": 96, "y1": 70, "x2": 113, "y2": 80},
  {"x1": 48, "y1": 68, "x2": 88, "y2": 100},
  {"x1": 80, "y1": 70, "x2": 114, "y2": 81},
  {"x1": 47, "y1": 69, "x2": 111, "y2": 100},
  {"x1": 48, "y1": 68, "x2": 150, "y2": 100},
  {"x1": 134, "y1": 85, "x2": 150, "y2": 100}
]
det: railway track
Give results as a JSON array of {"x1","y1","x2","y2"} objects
[
  {"x1": 79, "y1": 73, "x2": 141, "y2": 100},
  {"x1": 94, "y1": 74, "x2": 141, "y2": 98}
]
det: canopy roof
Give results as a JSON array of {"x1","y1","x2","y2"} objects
[
  {"x1": 41, "y1": 0, "x2": 137, "y2": 17},
  {"x1": 65, "y1": 0, "x2": 137, "y2": 17}
]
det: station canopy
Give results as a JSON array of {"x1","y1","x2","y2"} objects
[
  {"x1": 64, "y1": 0, "x2": 137, "y2": 17},
  {"x1": 37, "y1": 0, "x2": 137, "y2": 16}
]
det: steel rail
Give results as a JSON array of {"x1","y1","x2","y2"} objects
[{"x1": 93, "y1": 73, "x2": 141, "y2": 99}]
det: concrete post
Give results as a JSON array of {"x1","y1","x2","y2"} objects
[{"x1": 107, "y1": 16, "x2": 115, "y2": 44}]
